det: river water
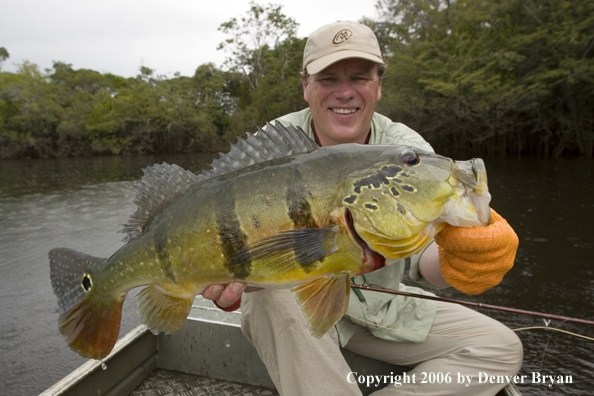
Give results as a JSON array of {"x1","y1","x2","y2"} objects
[{"x1": 0, "y1": 153, "x2": 592, "y2": 396}]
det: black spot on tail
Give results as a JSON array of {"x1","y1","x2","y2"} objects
[
  {"x1": 82, "y1": 275, "x2": 92, "y2": 291},
  {"x1": 216, "y1": 189, "x2": 251, "y2": 279}
]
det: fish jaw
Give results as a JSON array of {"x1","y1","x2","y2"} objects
[
  {"x1": 441, "y1": 158, "x2": 492, "y2": 227},
  {"x1": 340, "y1": 148, "x2": 492, "y2": 259}
]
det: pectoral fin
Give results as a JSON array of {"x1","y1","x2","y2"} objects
[
  {"x1": 231, "y1": 227, "x2": 339, "y2": 274},
  {"x1": 292, "y1": 275, "x2": 350, "y2": 337}
]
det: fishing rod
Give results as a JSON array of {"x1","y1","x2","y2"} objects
[{"x1": 350, "y1": 284, "x2": 594, "y2": 327}]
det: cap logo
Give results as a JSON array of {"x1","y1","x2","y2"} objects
[{"x1": 332, "y1": 29, "x2": 353, "y2": 44}]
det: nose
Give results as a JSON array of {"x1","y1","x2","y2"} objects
[{"x1": 334, "y1": 79, "x2": 355, "y2": 99}]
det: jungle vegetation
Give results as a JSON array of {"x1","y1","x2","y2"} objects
[{"x1": 1, "y1": 0, "x2": 592, "y2": 159}]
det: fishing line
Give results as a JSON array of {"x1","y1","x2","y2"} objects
[
  {"x1": 344, "y1": 312, "x2": 594, "y2": 341},
  {"x1": 347, "y1": 284, "x2": 594, "y2": 342},
  {"x1": 536, "y1": 319, "x2": 576, "y2": 372},
  {"x1": 350, "y1": 284, "x2": 594, "y2": 326}
]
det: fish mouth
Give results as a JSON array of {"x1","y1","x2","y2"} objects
[
  {"x1": 449, "y1": 158, "x2": 492, "y2": 226},
  {"x1": 345, "y1": 209, "x2": 386, "y2": 272},
  {"x1": 452, "y1": 158, "x2": 488, "y2": 193}
]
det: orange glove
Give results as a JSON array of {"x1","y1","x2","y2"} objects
[{"x1": 435, "y1": 208, "x2": 518, "y2": 295}]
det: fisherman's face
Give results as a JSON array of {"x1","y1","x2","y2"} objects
[{"x1": 302, "y1": 58, "x2": 382, "y2": 147}]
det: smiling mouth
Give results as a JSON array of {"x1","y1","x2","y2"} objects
[{"x1": 331, "y1": 108, "x2": 358, "y2": 114}]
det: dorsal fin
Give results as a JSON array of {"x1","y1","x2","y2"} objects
[
  {"x1": 121, "y1": 122, "x2": 317, "y2": 242},
  {"x1": 197, "y1": 122, "x2": 318, "y2": 180},
  {"x1": 122, "y1": 163, "x2": 200, "y2": 242}
]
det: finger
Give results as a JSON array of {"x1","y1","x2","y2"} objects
[
  {"x1": 217, "y1": 282, "x2": 246, "y2": 308},
  {"x1": 202, "y1": 284, "x2": 224, "y2": 301}
]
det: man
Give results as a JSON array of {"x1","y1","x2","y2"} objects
[{"x1": 204, "y1": 21, "x2": 522, "y2": 395}]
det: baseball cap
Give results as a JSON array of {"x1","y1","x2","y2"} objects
[{"x1": 303, "y1": 21, "x2": 384, "y2": 75}]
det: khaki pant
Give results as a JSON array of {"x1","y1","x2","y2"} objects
[{"x1": 241, "y1": 288, "x2": 523, "y2": 396}]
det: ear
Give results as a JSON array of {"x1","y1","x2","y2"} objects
[
  {"x1": 302, "y1": 78, "x2": 310, "y2": 103},
  {"x1": 376, "y1": 77, "x2": 382, "y2": 102}
]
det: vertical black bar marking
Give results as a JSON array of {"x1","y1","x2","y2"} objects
[
  {"x1": 154, "y1": 227, "x2": 176, "y2": 281},
  {"x1": 216, "y1": 184, "x2": 252, "y2": 279},
  {"x1": 286, "y1": 168, "x2": 319, "y2": 271},
  {"x1": 286, "y1": 169, "x2": 317, "y2": 229}
]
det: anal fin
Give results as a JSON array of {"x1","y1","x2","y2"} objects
[
  {"x1": 292, "y1": 275, "x2": 350, "y2": 338},
  {"x1": 136, "y1": 285, "x2": 194, "y2": 334}
]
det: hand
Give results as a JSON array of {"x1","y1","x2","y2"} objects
[
  {"x1": 434, "y1": 208, "x2": 519, "y2": 295},
  {"x1": 202, "y1": 282, "x2": 263, "y2": 312}
]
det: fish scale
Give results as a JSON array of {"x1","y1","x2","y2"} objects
[{"x1": 48, "y1": 122, "x2": 491, "y2": 360}]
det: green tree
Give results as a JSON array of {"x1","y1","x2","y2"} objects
[
  {"x1": 375, "y1": 0, "x2": 594, "y2": 157},
  {"x1": 193, "y1": 63, "x2": 240, "y2": 137},
  {"x1": 1, "y1": 60, "x2": 243, "y2": 158},
  {"x1": 218, "y1": 1, "x2": 298, "y2": 90},
  {"x1": 152, "y1": 73, "x2": 219, "y2": 153},
  {"x1": 86, "y1": 65, "x2": 225, "y2": 155},
  {"x1": 0, "y1": 62, "x2": 62, "y2": 158},
  {"x1": 86, "y1": 66, "x2": 164, "y2": 154},
  {"x1": 0, "y1": 47, "x2": 8, "y2": 69},
  {"x1": 48, "y1": 61, "x2": 129, "y2": 155},
  {"x1": 225, "y1": 36, "x2": 307, "y2": 136},
  {"x1": 247, "y1": 37, "x2": 307, "y2": 122}
]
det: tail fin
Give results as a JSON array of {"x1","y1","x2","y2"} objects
[{"x1": 49, "y1": 248, "x2": 124, "y2": 360}]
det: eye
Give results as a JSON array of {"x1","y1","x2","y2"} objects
[
  {"x1": 401, "y1": 152, "x2": 419, "y2": 166},
  {"x1": 319, "y1": 76, "x2": 337, "y2": 84}
]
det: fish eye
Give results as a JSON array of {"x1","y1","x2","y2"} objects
[{"x1": 401, "y1": 152, "x2": 419, "y2": 166}]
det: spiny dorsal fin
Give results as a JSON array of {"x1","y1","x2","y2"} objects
[
  {"x1": 122, "y1": 163, "x2": 200, "y2": 242},
  {"x1": 198, "y1": 122, "x2": 318, "y2": 180},
  {"x1": 122, "y1": 123, "x2": 317, "y2": 242}
]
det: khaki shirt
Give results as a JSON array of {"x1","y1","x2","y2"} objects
[{"x1": 274, "y1": 108, "x2": 442, "y2": 346}]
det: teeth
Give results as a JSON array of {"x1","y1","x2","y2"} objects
[{"x1": 331, "y1": 108, "x2": 357, "y2": 114}]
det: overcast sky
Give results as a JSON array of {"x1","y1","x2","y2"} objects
[{"x1": 1, "y1": 0, "x2": 379, "y2": 78}]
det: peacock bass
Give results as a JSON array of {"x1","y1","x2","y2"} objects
[{"x1": 49, "y1": 123, "x2": 491, "y2": 360}]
